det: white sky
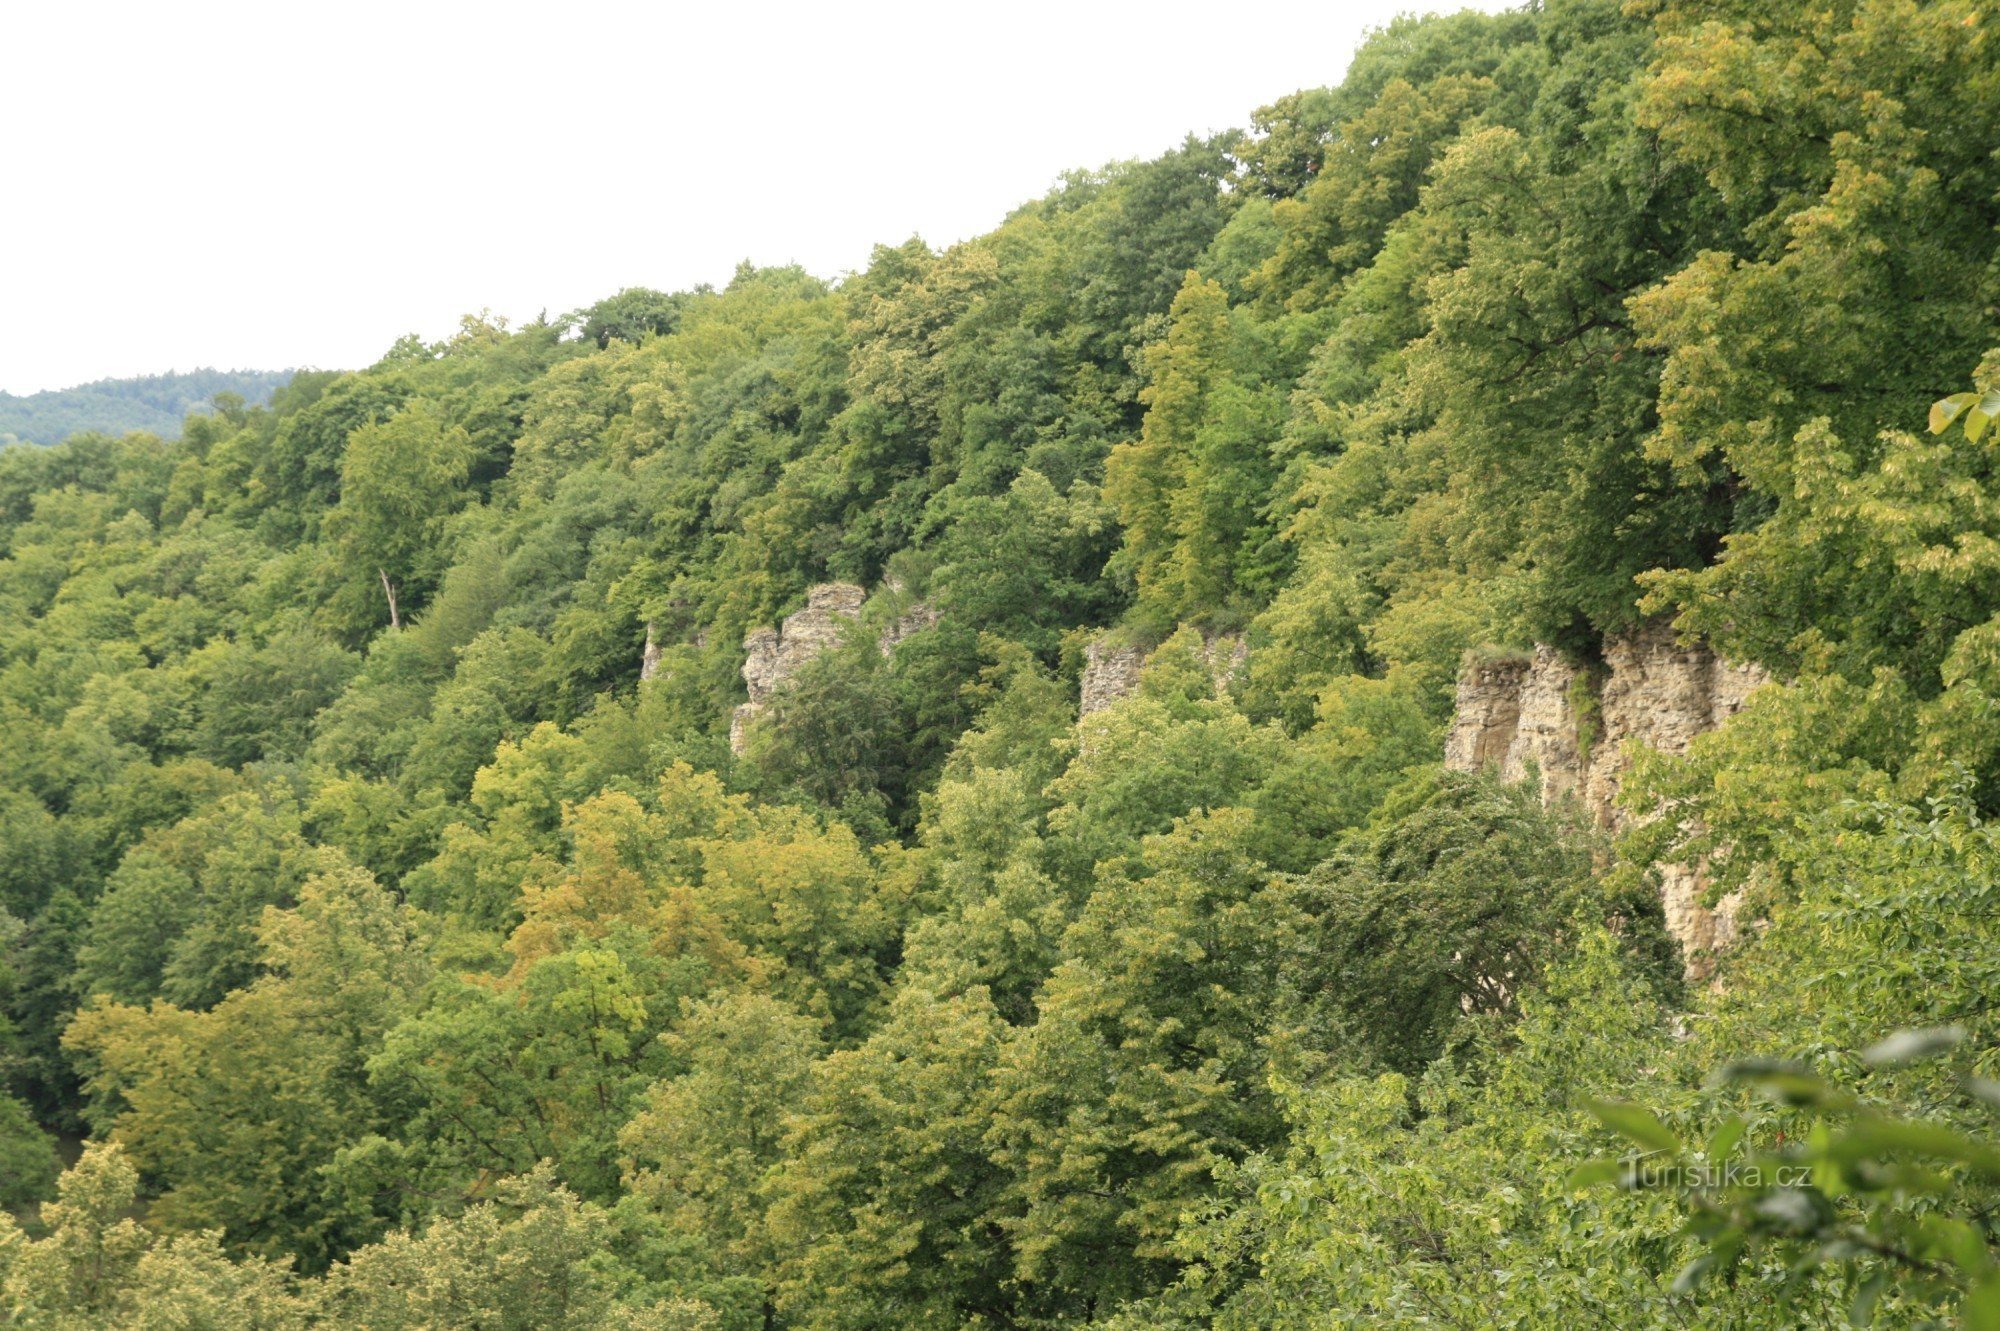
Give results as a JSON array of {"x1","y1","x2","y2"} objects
[{"x1": 0, "y1": 0, "x2": 1508, "y2": 396}]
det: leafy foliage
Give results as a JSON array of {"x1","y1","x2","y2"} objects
[
  {"x1": 0, "y1": 369, "x2": 293, "y2": 447},
  {"x1": 1, "y1": 1, "x2": 1998, "y2": 1324}
]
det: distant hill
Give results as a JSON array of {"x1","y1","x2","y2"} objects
[{"x1": 0, "y1": 368, "x2": 296, "y2": 446}]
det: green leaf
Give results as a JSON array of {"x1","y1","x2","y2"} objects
[
  {"x1": 1566, "y1": 1157, "x2": 1627, "y2": 1190},
  {"x1": 1844, "y1": 1159, "x2": 1951, "y2": 1196},
  {"x1": 1752, "y1": 1189, "x2": 1820, "y2": 1233},
  {"x1": 1837, "y1": 1115, "x2": 2000, "y2": 1179},
  {"x1": 1968, "y1": 408, "x2": 1993, "y2": 443},
  {"x1": 1706, "y1": 1115, "x2": 1747, "y2": 1162},
  {"x1": 1670, "y1": 1254, "x2": 1715, "y2": 1295},
  {"x1": 1933, "y1": 392, "x2": 1977, "y2": 434},
  {"x1": 1861, "y1": 1026, "x2": 1963, "y2": 1067},
  {"x1": 1685, "y1": 1210, "x2": 1731, "y2": 1242},
  {"x1": 1966, "y1": 1272, "x2": 2000, "y2": 1331},
  {"x1": 1586, "y1": 1099, "x2": 1680, "y2": 1156},
  {"x1": 1711, "y1": 1059, "x2": 1845, "y2": 1108},
  {"x1": 1710, "y1": 1055, "x2": 1806, "y2": 1082},
  {"x1": 1939, "y1": 1215, "x2": 1996, "y2": 1279},
  {"x1": 1848, "y1": 1272, "x2": 1887, "y2": 1327}
]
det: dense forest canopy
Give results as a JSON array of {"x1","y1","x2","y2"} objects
[
  {"x1": 3, "y1": 1, "x2": 2000, "y2": 1326},
  {"x1": 0, "y1": 369, "x2": 294, "y2": 446}
]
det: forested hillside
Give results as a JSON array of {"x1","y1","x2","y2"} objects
[
  {"x1": 0, "y1": 369, "x2": 294, "y2": 447},
  {"x1": 4, "y1": 1, "x2": 2000, "y2": 1325}
]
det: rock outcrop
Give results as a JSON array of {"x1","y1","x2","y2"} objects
[
  {"x1": 640, "y1": 622, "x2": 665, "y2": 682},
  {"x1": 638, "y1": 604, "x2": 704, "y2": 682},
  {"x1": 730, "y1": 583, "x2": 867, "y2": 754},
  {"x1": 1442, "y1": 653, "x2": 1533, "y2": 775},
  {"x1": 1078, "y1": 631, "x2": 1249, "y2": 718},
  {"x1": 1080, "y1": 639, "x2": 1149, "y2": 717},
  {"x1": 1443, "y1": 623, "x2": 1770, "y2": 975},
  {"x1": 878, "y1": 601, "x2": 941, "y2": 657},
  {"x1": 725, "y1": 581, "x2": 947, "y2": 755}
]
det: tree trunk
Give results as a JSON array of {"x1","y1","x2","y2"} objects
[{"x1": 378, "y1": 568, "x2": 401, "y2": 629}]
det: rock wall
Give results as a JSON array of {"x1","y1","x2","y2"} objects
[
  {"x1": 725, "y1": 582, "x2": 945, "y2": 754},
  {"x1": 638, "y1": 605, "x2": 704, "y2": 683},
  {"x1": 1080, "y1": 639, "x2": 1149, "y2": 717},
  {"x1": 1441, "y1": 654, "x2": 1532, "y2": 774},
  {"x1": 730, "y1": 583, "x2": 867, "y2": 755},
  {"x1": 1443, "y1": 623, "x2": 1770, "y2": 975},
  {"x1": 1078, "y1": 631, "x2": 1249, "y2": 718},
  {"x1": 640, "y1": 621, "x2": 665, "y2": 683},
  {"x1": 878, "y1": 601, "x2": 941, "y2": 657}
]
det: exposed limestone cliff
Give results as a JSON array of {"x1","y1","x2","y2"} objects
[
  {"x1": 1442, "y1": 654, "x2": 1533, "y2": 774},
  {"x1": 726, "y1": 582, "x2": 943, "y2": 755},
  {"x1": 730, "y1": 583, "x2": 867, "y2": 755},
  {"x1": 1444, "y1": 623, "x2": 1770, "y2": 975},
  {"x1": 1078, "y1": 631, "x2": 1249, "y2": 718},
  {"x1": 1080, "y1": 639, "x2": 1148, "y2": 717},
  {"x1": 639, "y1": 606, "x2": 704, "y2": 683},
  {"x1": 1206, "y1": 634, "x2": 1250, "y2": 694},
  {"x1": 878, "y1": 601, "x2": 941, "y2": 656},
  {"x1": 640, "y1": 621, "x2": 664, "y2": 682}
]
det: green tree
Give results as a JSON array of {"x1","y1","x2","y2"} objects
[
  {"x1": 320, "y1": 403, "x2": 474, "y2": 635},
  {"x1": 763, "y1": 984, "x2": 1030, "y2": 1330},
  {"x1": 576, "y1": 286, "x2": 700, "y2": 349},
  {"x1": 319, "y1": 1166, "x2": 715, "y2": 1329},
  {"x1": 619, "y1": 991, "x2": 821, "y2": 1322},
  {"x1": 66, "y1": 866, "x2": 430, "y2": 1269},
  {"x1": 1104, "y1": 274, "x2": 1283, "y2": 630},
  {"x1": 1286, "y1": 770, "x2": 1663, "y2": 1078},
  {"x1": 75, "y1": 789, "x2": 337, "y2": 1009},
  {"x1": 993, "y1": 809, "x2": 1292, "y2": 1304},
  {"x1": 0, "y1": 1091, "x2": 58, "y2": 1208}
]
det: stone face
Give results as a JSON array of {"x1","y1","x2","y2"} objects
[
  {"x1": 739, "y1": 627, "x2": 786, "y2": 706},
  {"x1": 640, "y1": 621, "x2": 664, "y2": 683},
  {"x1": 1080, "y1": 638, "x2": 1148, "y2": 717},
  {"x1": 1506, "y1": 646, "x2": 1584, "y2": 806},
  {"x1": 1582, "y1": 626, "x2": 1773, "y2": 828},
  {"x1": 1442, "y1": 655, "x2": 1531, "y2": 774},
  {"x1": 1205, "y1": 634, "x2": 1249, "y2": 693},
  {"x1": 1443, "y1": 623, "x2": 1771, "y2": 976},
  {"x1": 878, "y1": 602, "x2": 941, "y2": 657},
  {"x1": 727, "y1": 707, "x2": 756, "y2": 756},
  {"x1": 730, "y1": 582, "x2": 867, "y2": 755},
  {"x1": 1582, "y1": 625, "x2": 1724, "y2": 824},
  {"x1": 1443, "y1": 647, "x2": 1587, "y2": 807},
  {"x1": 1660, "y1": 860, "x2": 1738, "y2": 960},
  {"x1": 1077, "y1": 631, "x2": 1248, "y2": 718}
]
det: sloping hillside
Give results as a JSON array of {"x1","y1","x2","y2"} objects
[
  {"x1": 0, "y1": 367, "x2": 293, "y2": 445},
  {"x1": 2, "y1": 1, "x2": 1999, "y2": 1326}
]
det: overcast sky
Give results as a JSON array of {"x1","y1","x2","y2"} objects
[{"x1": 0, "y1": 0, "x2": 1507, "y2": 396}]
